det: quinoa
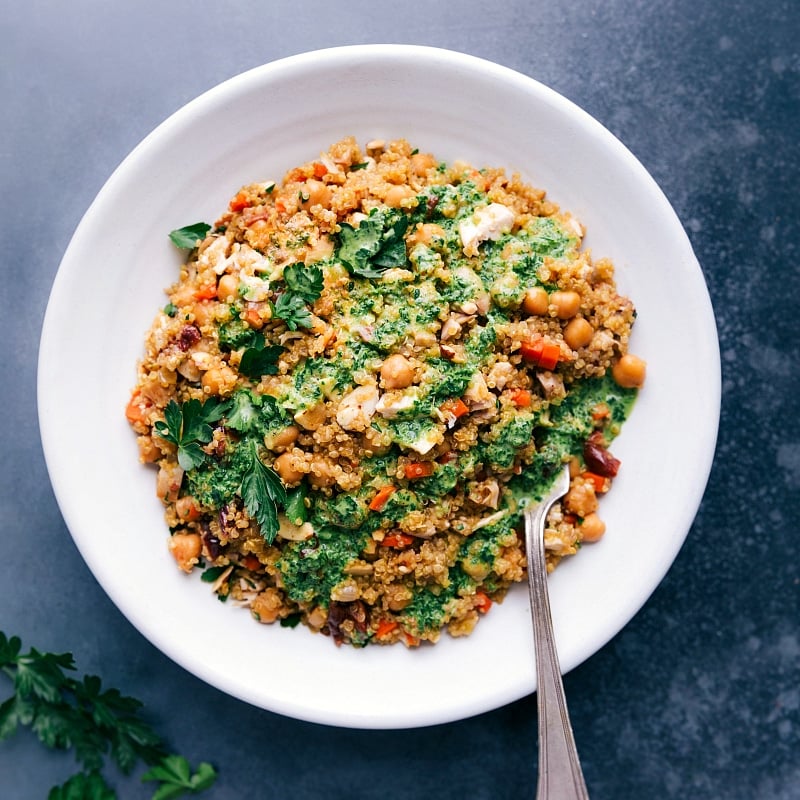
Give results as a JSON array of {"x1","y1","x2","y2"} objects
[{"x1": 126, "y1": 137, "x2": 646, "y2": 647}]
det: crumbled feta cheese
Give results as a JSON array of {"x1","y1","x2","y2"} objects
[
  {"x1": 407, "y1": 427, "x2": 441, "y2": 455},
  {"x1": 458, "y1": 203, "x2": 516, "y2": 256}
]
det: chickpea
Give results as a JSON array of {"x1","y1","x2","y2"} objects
[
  {"x1": 407, "y1": 222, "x2": 446, "y2": 248},
  {"x1": 168, "y1": 532, "x2": 202, "y2": 573},
  {"x1": 300, "y1": 180, "x2": 332, "y2": 210},
  {"x1": 305, "y1": 235, "x2": 334, "y2": 263},
  {"x1": 461, "y1": 559, "x2": 491, "y2": 581},
  {"x1": 381, "y1": 353, "x2": 414, "y2": 389},
  {"x1": 273, "y1": 452, "x2": 304, "y2": 484},
  {"x1": 580, "y1": 513, "x2": 606, "y2": 543},
  {"x1": 250, "y1": 587, "x2": 283, "y2": 624},
  {"x1": 563, "y1": 317, "x2": 594, "y2": 349},
  {"x1": 308, "y1": 458, "x2": 337, "y2": 488},
  {"x1": 201, "y1": 365, "x2": 235, "y2": 396},
  {"x1": 410, "y1": 152, "x2": 436, "y2": 176},
  {"x1": 384, "y1": 184, "x2": 416, "y2": 208},
  {"x1": 363, "y1": 427, "x2": 392, "y2": 456},
  {"x1": 192, "y1": 301, "x2": 213, "y2": 327},
  {"x1": 216, "y1": 274, "x2": 238, "y2": 302},
  {"x1": 551, "y1": 290, "x2": 582, "y2": 319},
  {"x1": 264, "y1": 425, "x2": 300, "y2": 453},
  {"x1": 522, "y1": 286, "x2": 549, "y2": 315},
  {"x1": 612, "y1": 353, "x2": 647, "y2": 388}
]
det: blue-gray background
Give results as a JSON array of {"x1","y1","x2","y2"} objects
[{"x1": 2, "y1": 1, "x2": 798, "y2": 798}]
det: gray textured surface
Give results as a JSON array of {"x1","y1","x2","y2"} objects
[{"x1": 2, "y1": 1, "x2": 799, "y2": 798}]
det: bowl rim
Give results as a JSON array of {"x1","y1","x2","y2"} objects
[{"x1": 38, "y1": 44, "x2": 720, "y2": 729}]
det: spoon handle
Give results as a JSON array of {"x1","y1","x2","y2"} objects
[{"x1": 524, "y1": 466, "x2": 590, "y2": 800}]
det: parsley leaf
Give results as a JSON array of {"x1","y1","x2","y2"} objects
[
  {"x1": 238, "y1": 342, "x2": 284, "y2": 380},
  {"x1": 337, "y1": 207, "x2": 410, "y2": 278},
  {"x1": 154, "y1": 398, "x2": 228, "y2": 472},
  {"x1": 240, "y1": 439, "x2": 286, "y2": 543},
  {"x1": 142, "y1": 755, "x2": 217, "y2": 799},
  {"x1": 272, "y1": 292, "x2": 313, "y2": 330},
  {"x1": 168, "y1": 223, "x2": 211, "y2": 249},
  {"x1": 0, "y1": 631, "x2": 217, "y2": 800},
  {"x1": 283, "y1": 263, "x2": 324, "y2": 304},
  {"x1": 49, "y1": 770, "x2": 116, "y2": 800},
  {"x1": 284, "y1": 482, "x2": 308, "y2": 525}
]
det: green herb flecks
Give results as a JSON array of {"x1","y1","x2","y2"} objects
[
  {"x1": 154, "y1": 398, "x2": 227, "y2": 471},
  {"x1": 0, "y1": 631, "x2": 217, "y2": 800},
  {"x1": 337, "y1": 207, "x2": 410, "y2": 279},
  {"x1": 168, "y1": 223, "x2": 211, "y2": 249}
]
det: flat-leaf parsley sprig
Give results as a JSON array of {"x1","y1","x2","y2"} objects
[
  {"x1": 271, "y1": 262, "x2": 324, "y2": 331},
  {"x1": 154, "y1": 397, "x2": 228, "y2": 471},
  {"x1": 241, "y1": 438, "x2": 287, "y2": 544},
  {"x1": 0, "y1": 631, "x2": 217, "y2": 799}
]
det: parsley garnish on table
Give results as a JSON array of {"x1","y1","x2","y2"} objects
[{"x1": 0, "y1": 631, "x2": 217, "y2": 799}]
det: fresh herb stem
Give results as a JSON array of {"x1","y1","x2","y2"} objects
[{"x1": 0, "y1": 631, "x2": 217, "y2": 799}]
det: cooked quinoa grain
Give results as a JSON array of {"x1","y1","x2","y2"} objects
[{"x1": 126, "y1": 138, "x2": 645, "y2": 646}]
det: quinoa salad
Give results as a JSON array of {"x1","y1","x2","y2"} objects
[{"x1": 125, "y1": 137, "x2": 646, "y2": 647}]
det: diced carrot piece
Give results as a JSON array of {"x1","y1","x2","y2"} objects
[
  {"x1": 440, "y1": 398, "x2": 469, "y2": 418},
  {"x1": 591, "y1": 402, "x2": 611, "y2": 421},
  {"x1": 509, "y1": 388, "x2": 532, "y2": 407},
  {"x1": 125, "y1": 390, "x2": 150, "y2": 426},
  {"x1": 581, "y1": 472, "x2": 609, "y2": 493},
  {"x1": 312, "y1": 162, "x2": 328, "y2": 179},
  {"x1": 369, "y1": 485, "x2": 396, "y2": 511},
  {"x1": 244, "y1": 306, "x2": 263, "y2": 329},
  {"x1": 474, "y1": 591, "x2": 493, "y2": 613},
  {"x1": 404, "y1": 462, "x2": 435, "y2": 480},
  {"x1": 241, "y1": 555, "x2": 261, "y2": 571},
  {"x1": 538, "y1": 342, "x2": 561, "y2": 371},
  {"x1": 520, "y1": 338, "x2": 561, "y2": 370},
  {"x1": 382, "y1": 533, "x2": 415, "y2": 549},
  {"x1": 375, "y1": 619, "x2": 398, "y2": 637},
  {"x1": 229, "y1": 191, "x2": 251, "y2": 212},
  {"x1": 194, "y1": 285, "x2": 217, "y2": 301},
  {"x1": 519, "y1": 339, "x2": 544, "y2": 363}
]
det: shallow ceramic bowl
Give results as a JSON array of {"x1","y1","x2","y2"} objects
[{"x1": 38, "y1": 45, "x2": 720, "y2": 729}]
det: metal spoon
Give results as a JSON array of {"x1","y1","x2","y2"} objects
[{"x1": 524, "y1": 464, "x2": 590, "y2": 799}]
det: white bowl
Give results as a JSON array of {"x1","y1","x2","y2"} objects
[{"x1": 38, "y1": 45, "x2": 720, "y2": 729}]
